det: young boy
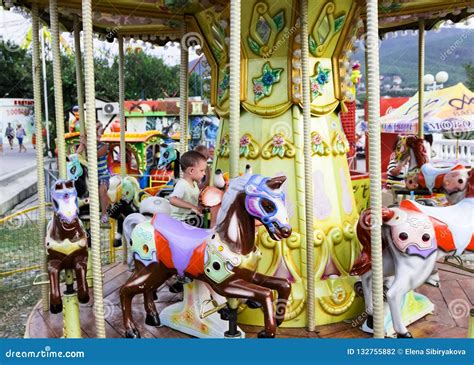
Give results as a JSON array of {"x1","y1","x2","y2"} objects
[
  {"x1": 168, "y1": 150, "x2": 207, "y2": 227},
  {"x1": 193, "y1": 145, "x2": 211, "y2": 190}
]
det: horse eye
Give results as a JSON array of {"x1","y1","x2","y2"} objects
[
  {"x1": 164, "y1": 152, "x2": 169, "y2": 158},
  {"x1": 458, "y1": 179, "x2": 463, "y2": 184},
  {"x1": 399, "y1": 232, "x2": 408, "y2": 241},
  {"x1": 422, "y1": 234, "x2": 430, "y2": 242},
  {"x1": 261, "y1": 199, "x2": 275, "y2": 214}
]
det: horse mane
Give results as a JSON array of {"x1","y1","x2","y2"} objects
[
  {"x1": 466, "y1": 168, "x2": 474, "y2": 198},
  {"x1": 406, "y1": 135, "x2": 429, "y2": 167},
  {"x1": 215, "y1": 174, "x2": 252, "y2": 227},
  {"x1": 215, "y1": 174, "x2": 255, "y2": 255}
]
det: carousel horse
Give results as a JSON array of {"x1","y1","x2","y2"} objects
[
  {"x1": 394, "y1": 135, "x2": 468, "y2": 204},
  {"x1": 107, "y1": 175, "x2": 141, "y2": 247},
  {"x1": 46, "y1": 179, "x2": 89, "y2": 314},
  {"x1": 120, "y1": 173, "x2": 292, "y2": 338},
  {"x1": 352, "y1": 168, "x2": 474, "y2": 338},
  {"x1": 142, "y1": 143, "x2": 180, "y2": 196}
]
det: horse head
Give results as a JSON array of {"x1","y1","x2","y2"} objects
[
  {"x1": 51, "y1": 179, "x2": 79, "y2": 224},
  {"x1": 157, "y1": 144, "x2": 178, "y2": 170},
  {"x1": 443, "y1": 166, "x2": 469, "y2": 204},
  {"x1": 242, "y1": 174, "x2": 291, "y2": 240}
]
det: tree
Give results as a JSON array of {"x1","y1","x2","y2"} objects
[
  {"x1": 0, "y1": 41, "x2": 33, "y2": 98},
  {"x1": 464, "y1": 63, "x2": 474, "y2": 91}
]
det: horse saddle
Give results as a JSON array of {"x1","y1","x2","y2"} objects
[
  {"x1": 152, "y1": 213, "x2": 214, "y2": 275},
  {"x1": 420, "y1": 163, "x2": 463, "y2": 192},
  {"x1": 400, "y1": 199, "x2": 474, "y2": 255}
]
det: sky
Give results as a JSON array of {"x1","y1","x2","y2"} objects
[{"x1": 0, "y1": 7, "x2": 199, "y2": 65}]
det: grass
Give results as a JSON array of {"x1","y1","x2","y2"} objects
[{"x1": 0, "y1": 213, "x2": 119, "y2": 338}]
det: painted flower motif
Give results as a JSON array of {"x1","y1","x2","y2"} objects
[
  {"x1": 253, "y1": 82, "x2": 264, "y2": 96},
  {"x1": 240, "y1": 135, "x2": 251, "y2": 147},
  {"x1": 312, "y1": 133, "x2": 322, "y2": 145},
  {"x1": 262, "y1": 72, "x2": 275, "y2": 86},
  {"x1": 272, "y1": 135, "x2": 285, "y2": 147},
  {"x1": 309, "y1": 62, "x2": 331, "y2": 101},
  {"x1": 252, "y1": 62, "x2": 283, "y2": 103},
  {"x1": 316, "y1": 72, "x2": 329, "y2": 85}
]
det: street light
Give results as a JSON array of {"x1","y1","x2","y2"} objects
[{"x1": 423, "y1": 71, "x2": 449, "y2": 91}]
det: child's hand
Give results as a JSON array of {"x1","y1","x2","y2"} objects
[{"x1": 191, "y1": 206, "x2": 203, "y2": 215}]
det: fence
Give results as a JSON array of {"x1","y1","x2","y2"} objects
[
  {"x1": 0, "y1": 205, "x2": 120, "y2": 337},
  {"x1": 432, "y1": 138, "x2": 474, "y2": 165}
]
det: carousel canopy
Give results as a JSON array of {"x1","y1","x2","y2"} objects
[{"x1": 380, "y1": 83, "x2": 474, "y2": 134}]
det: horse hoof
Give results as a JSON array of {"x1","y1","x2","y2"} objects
[
  {"x1": 257, "y1": 330, "x2": 275, "y2": 338},
  {"x1": 397, "y1": 332, "x2": 413, "y2": 338},
  {"x1": 50, "y1": 303, "x2": 63, "y2": 314},
  {"x1": 218, "y1": 308, "x2": 230, "y2": 321},
  {"x1": 245, "y1": 300, "x2": 262, "y2": 309},
  {"x1": 145, "y1": 313, "x2": 161, "y2": 327},
  {"x1": 113, "y1": 238, "x2": 122, "y2": 248},
  {"x1": 78, "y1": 292, "x2": 90, "y2": 304},
  {"x1": 125, "y1": 329, "x2": 141, "y2": 338}
]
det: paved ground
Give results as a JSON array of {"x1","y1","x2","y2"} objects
[
  {"x1": 0, "y1": 143, "x2": 39, "y2": 215},
  {"x1": 0, "y1": 142, "x2": 36, "y2": 172}
]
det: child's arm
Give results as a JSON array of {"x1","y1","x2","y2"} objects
[
  {"x1": 169, "y1": 197, "x2": 202, "y2": 215},
  {"x1": 97, "y1": 142, "x2": 109, "y2": 157}
]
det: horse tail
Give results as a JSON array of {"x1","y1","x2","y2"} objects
[{"x1": 123, "y1": 213, "x2": 148, "y2": 246}]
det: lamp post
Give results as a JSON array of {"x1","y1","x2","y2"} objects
[{"x1": 423, "y1": 71, "x2": 449, "y2": 91}]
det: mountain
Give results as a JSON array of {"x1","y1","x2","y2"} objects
[{"x1": 353, "y1": 27, "x2": 473, "y2": 90}]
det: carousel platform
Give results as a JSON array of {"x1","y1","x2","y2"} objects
[{"x1": 25, "y1": 261, "x2": 473, "y2": 339}]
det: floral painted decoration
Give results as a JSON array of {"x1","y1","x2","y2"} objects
[
  {"x1": 252, "y1": 62, "x2": 283, "y2": 103},
  {"x1": 309, "y1": 62, "x2": 331, "y2": 101},
  {"x1": 331, "y1": 132, "x2": 350, "y2": 156},
  {"x1": 217, "y1": 68, "x2": 230, "y2": 103},
  {"x1": 262, "y1": 133, "x2": 296, "y2": 159},
  {"x1": 218, "y1": 134, "x2": 230, "y2": 158},
  {"x1": 239, "y1": 133, "x2": 260, "y2": 159},
  {"x1": 311, "y1": 131, "x2": 330, "y2": 156}
]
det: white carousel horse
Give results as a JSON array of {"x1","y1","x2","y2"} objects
[{"x1": 353, "y1": 168, "x2": 474, "y2": 337}]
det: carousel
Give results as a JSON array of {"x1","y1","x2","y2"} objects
[{"x1": 0, "y1": 0, "x2": 473, "y2": 340}]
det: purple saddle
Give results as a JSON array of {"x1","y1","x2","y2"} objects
[{"x1": 152, "y1": 213, "x2": 213, "y2": 275}]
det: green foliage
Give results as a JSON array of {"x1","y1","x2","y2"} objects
[
  {"x1": 0, "y1": 41, "x2": 33, "y2": 98},
  {"x1": 464, "y1": 63, "x2": 474, "y2": 91}
]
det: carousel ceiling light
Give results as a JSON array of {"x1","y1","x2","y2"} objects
[
  {"x1": 467, "y1": 7, "x2": 474, "y2": 13},
  {"x1": 150, "y1": 35, "x2": 157, "y2": 41},
  {"x1": 392, "y1": 31, "x2": 398, "y2": 38},
  {"x1": 452, "y1": 9, "x2": 461, "y2": 15}
]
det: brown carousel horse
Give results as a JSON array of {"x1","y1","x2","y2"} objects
[
  {"x1": 45, "y1": 179, "x2": 89, "y2": 313},
  {"x1": 121, "y1": 173, "x2": 292, "y2": 338},
  {"x1": 394, "y1": 135, "x2": 468, "y2": 204}
]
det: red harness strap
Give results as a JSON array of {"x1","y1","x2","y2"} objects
[
  {"x1": 185, "y1": 242, "x2": 206, "y2": 277},
  {"x1": 154, "y1": 230, "x2": 174, "y2": 269}
]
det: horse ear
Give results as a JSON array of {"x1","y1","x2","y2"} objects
[{"x1": 266, "y1": 176, "x2": 286, "y2": 190}]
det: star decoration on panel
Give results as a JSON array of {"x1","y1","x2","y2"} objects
[
  {"x1": 309, "y1": 62, "x2": 331, "y2": 102},
  {"x1": 252, "y1": 62, "x2": 283, "y2": 103}
]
